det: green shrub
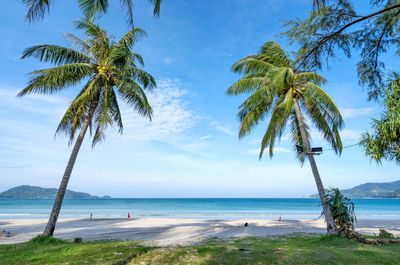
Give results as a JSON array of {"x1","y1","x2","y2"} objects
[
  {"x1": 323, "y1": 188, "x2": 356, "y2": 235},
  {"x1": 29, "y1": 235, "x2": 66, "y2": 244}
]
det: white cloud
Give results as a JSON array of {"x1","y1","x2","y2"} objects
[
  {"x1": 164, "y1": 57, "x2": 173, "y2": 64},
  {"x1": 119, "y1": 79, "x2": 195, "y2": 143},
  {"x1": 0, "y1": 88, "x2": 68, "y2": 118},
  {"x1": 340, "y1": 129, "x2": 361, "y2": 141},
  {"x1": 247, "y1": 147, "x2": 290, "y2": 155},
  {"x1": 199, "y1": 135, "x2": 212, "y2": 140},
  {"x1": 210, "y1": 121, "x2": 235, "y2": 136},
  {"x1": 340, "y1": 107, "x2": 375, "y2": 119}
]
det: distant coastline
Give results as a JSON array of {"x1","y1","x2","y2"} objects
[
  {"x1": 0, "y1": 185, "x2": 111, "y2": 199},
  {"x1": 308, "y1": 180, "x2": 400, "y2": 199}
]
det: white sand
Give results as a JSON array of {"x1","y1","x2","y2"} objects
[{"x1": 1, "y1": 218, "x2": 400, "y2": 246}]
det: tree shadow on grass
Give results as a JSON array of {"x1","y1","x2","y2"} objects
[{"x1": 195, "y1": 235, "x2": 400, "y2": 265}]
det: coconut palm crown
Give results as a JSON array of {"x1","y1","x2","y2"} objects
[
  {"x1": 18, "y1": 19, "x2": 155, "y2": 236},
  {"x1": 226, "y1": 41, "x2": 343, "y2": 163},
  {"x1": 19, "y1": 19, "x2": 155, "y2": 145}
]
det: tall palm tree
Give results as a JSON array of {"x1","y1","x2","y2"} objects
[
  {"x1": 18, "y1": 19, "x2": 156, "y2": 236},
  {"x1": 226, "y1": 41, "x2": 343, "y2": 235},
  {"x1": 22, "y1": 0, "x2": 162, "y2": 27}
]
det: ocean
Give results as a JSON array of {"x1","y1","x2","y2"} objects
[{"x1": 1, "y1": 198, "x2": 399, "y2": 220}]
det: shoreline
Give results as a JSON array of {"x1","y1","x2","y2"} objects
[{"x1": 1, "y1": 218, "x2": 400, "y2": 246}]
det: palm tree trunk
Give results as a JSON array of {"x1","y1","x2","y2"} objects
[
  {"x1": 292, "y1": 98, "x2": 338, "y2": 235},
  {"x1": 43, "y1": 107, "x2": 96, "y2": 236}
]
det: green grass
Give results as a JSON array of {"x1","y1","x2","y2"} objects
[{"x1": 1, "y1": 234, "x2": 400, "y2": 264}]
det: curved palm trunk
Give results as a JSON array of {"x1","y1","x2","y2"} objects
[
  {"x1": 293, "y1": 98, "x2": 338, "y2": 235},
  {"x1": 43, "y1": 110, "x2": 95, "y2": 236}
]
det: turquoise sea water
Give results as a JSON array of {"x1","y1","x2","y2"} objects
[{"x1": 0, "y1": 198, "x2": 399, "y2": 220}]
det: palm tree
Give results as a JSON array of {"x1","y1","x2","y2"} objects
[
  {"x1": 226, "y1": 41, "x2": 343, "y2": 235},
  {"x1": 22, "y1": 0, "x2": 162, "y2": 27},
  {"x1": 18, "y1": 19, "x2": 156, "y2": 236}
]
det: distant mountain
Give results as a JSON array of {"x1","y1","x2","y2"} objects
[
  {"x1": 310, "y1": 180, "x2": 400, "y2": 199},
  {"x1": 0, "y1": 185, "x2": 109, "y2": 199}
]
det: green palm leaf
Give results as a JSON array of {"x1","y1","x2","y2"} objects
[
  {"x1": 259, "y1": 41, "x2": 291, "y2": 67},
  {"x1": 22, "y1": 45, "x2": 91, "y2": 65},
  {"x1": 22, "y1": 0, "x2": 50, "y2": 23},
  {"x1": 63, "y1": 33, "x2": 92, "y2": 56},
  {"x1": 116, "y1": 28, "x2": 147, "y2": 50},
  {"x1": 231, "y1": 58, "x2": 277, "y2": 75},
  {"x1": 18, "y1": 63, "x2": 96, "y2": 97},
  {"x1": 226, "y1": 76, "x2": 268, "y2": 95},
  {"x1": 116, "y1": 78, "x2": 153, "y2": 120},
  {"x1": 78, "y1": 0, "x2": 109, "y2": 21},
  {"x1": 23, "y1": 0, "x2": 162, "y2": 26}
]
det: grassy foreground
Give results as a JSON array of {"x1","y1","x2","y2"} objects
[{"x1": 1, "y1": 234, "x2": 400, "y2": 264}]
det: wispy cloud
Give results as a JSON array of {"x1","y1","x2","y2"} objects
[
  {"x1": 119, "y1": 79, "x2": 195, "y2": 143},
  {"x1": 199, "y1": 135, "x2": 212, "y2": 140},
  {"x1": 164, "y1": 57, "x2": 173, "y2": 64},
  {"x1": 309, "y1": 128, "x2": 360, "y2": 143},
  {"x1": 210, "y1": 121, "x2": 235, "y2": 136},
  {"x1": 0, "y1": 88, "x2": 68, "y2": 118},
  {"x1": 340, "y1": 129, "x2": 361, "y2": 141},
  {"x1": 340, "y1": 107, "x2": 375, "y2": 119},
  {"x1": 247, "y1": 147, "x2": 290, "y2": 155}
]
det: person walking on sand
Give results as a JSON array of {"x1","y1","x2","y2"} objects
[
  {"x1": 128, "y1": 212, "x2": 130, "y2": 219},
  {"x1": 90, "y1": 213, "x2": 92, "y2": 219}
]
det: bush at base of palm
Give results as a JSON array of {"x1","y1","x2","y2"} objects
[{"x1": 323, "y1": 188, "x2": 356, "y2": 236}]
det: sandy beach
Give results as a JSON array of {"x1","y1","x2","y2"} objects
[{"x1": 1, "y1": 218, "x2": 400, "y2": 246}]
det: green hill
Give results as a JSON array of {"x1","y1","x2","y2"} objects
[
  {"x1": 0, "y1": 185, "x2": 104, "y2": 199},
  {"x1": 310, "y1": 180, "x2": 400, "y2": 199}
]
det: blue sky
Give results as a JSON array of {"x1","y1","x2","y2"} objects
[{"x1": 0, "y1": 0, "x2": 398, "y2": 198}]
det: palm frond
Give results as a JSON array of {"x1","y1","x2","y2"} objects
[
  {"x1": 237, "y1": 86, "x2": 277, "y2": 138},
  {"x1": 270, "y1": 67, "x2": 295, "y2": 88},
  {"x1": 116, "y1": 27, "x2": 147, "y2": 50},
  {"x1": 259, "y1": 94, "x2": 291, "y2": 158},
  {"x1": 126, "y1": 68, "x2": 156, "y2": 90},
  {"x1": 295, "y1": 72, "x2": 326, "y2": 85},
  {"x1": 108, "y1": 88, "x2": 123, "y2": 132},
  {"x1": 63, "y1": 33, "x2": 91, "y2": 56},
  {"x1": 56, "y1": 77, "x2": 98, "y2": 140},
  {"x1": 302, "y1": 96, "x2": 343, "y2": 154},
  {"x1": 132, "y1": 53, "x2": 144, "y2": 66},
  {"x1": 148, "y1": 0, "x2": 162, "y2": 16},
  {"x1": 78, "y1": 0, "x2": 109, "y2": 21},
  {"x1": 22, "y1": 45, "x2": 91, "y2": 65},
  {"x1": 259, "y1": 41, "x2": 291, "y2": 67},
  {"x1": 302, "y1": 82, "x2": 344, "y2": 129},
  {"x1": 18, "y1": 63, "x2": 96, "y2": 97},
  {"x1": 120, "y1": 0, "x2": 135, "y2": 27},
  {"x1": 226, "y1": 76, "x2": 268, "y2": 95},
  {"x1": 231, "y1": 58, "x2": 277, "y2": 75},
  {"x1": 116, "y1": 78, "x2": 153, "y2": 119},
  {"x1": 119, "y1": 0, "x2": 163, "y2": 27},
  {"x1": 91, "y1": 84, "x2": 112, "y2": 146},
  {"x1": 74, "y1": 19, "x2": 104, "y2": 40},
  {"x1": 24, "y1": 0, "x2": 162, "y2": 26},
  {"x1": 22, "y1": 0, "x2": 50, "y2": 23}
]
